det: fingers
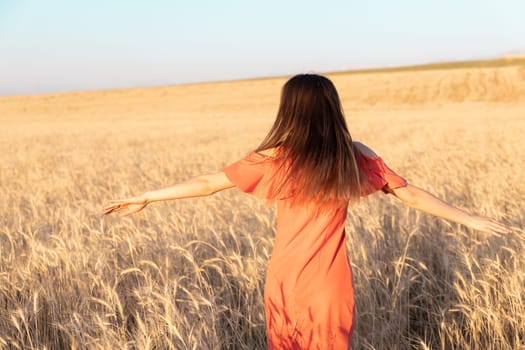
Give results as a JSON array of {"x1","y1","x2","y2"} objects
[
  {"x1": 102, "y1": 197, "x2": 139, "y2": 215},
  {"x1": 101, "y1": 202, "x2": 146, "y2": 216},
  {"x1": 486, "y1": 218, "x2": 511, "y2": 234},
  {"x1": 102, "y1": 205, "x2": 119, "y2": 215},
  {"x1": 469, "y1": 215, "x2": 512, "y2": 235},
  {"x1": 491, "y1": 223, "x2": 512, "y2": 235},
  {"x1": 102, "y1": 202, "x2": 129, "y2": 216},
  {"x1": 102, "y1": 208, "x2": 112, "y2": 215},
  {"x1": 102, "y1": 206, "x2": 121, "y2": 215},
  {"x1": 480, "y1": 217, "x2": 512, "y2": 235}
]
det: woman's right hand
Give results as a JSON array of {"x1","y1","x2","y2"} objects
[{"x1": 102, "y1": 195, "x2": 148, "y2": 216}]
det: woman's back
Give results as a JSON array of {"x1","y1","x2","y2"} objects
[{"x1": 221, "y1": 142, "x2": 408, "y2": 349}]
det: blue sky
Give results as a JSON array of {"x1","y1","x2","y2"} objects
[{"x1": 1, "y1": 0, "x2": 524, "y2": 95}]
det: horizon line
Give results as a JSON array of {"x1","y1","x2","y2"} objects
[{"x1": 2, "y1": 55, "x2": 525, "y2": 99}]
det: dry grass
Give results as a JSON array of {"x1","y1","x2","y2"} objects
[{"x1": 1, "y1": 59, "x2": 524, "y2": 349}]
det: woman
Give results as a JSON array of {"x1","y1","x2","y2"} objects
[{"x1": 103, "y1": 74, "x2": 510, "y2": 349}]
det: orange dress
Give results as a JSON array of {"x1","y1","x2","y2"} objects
[{"x1": 222, "y1": 149, "x2": 407, "y2": 349}]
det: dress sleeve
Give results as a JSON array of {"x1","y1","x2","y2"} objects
[
  {"x1": 221, "y1": 152, "x2": 279, "y2": 199},
  {"x1": 359, "y1": 155, "x2": 408, "y2": 195}
]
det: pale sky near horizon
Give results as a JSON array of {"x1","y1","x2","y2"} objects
[{"x1": 1, "y1": 0, "x2": 524, "y2": 96}]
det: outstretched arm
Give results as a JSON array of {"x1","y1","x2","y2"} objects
[
  {"x1": 102, "y1": 172, "x2": 234, "y2": 216},
  {"x1": 390, "y1": 184, "x2": 511, "y2": 235}
]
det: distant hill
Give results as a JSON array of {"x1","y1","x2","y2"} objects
[
  {"x1": 1, "y1": 56, "x2": 524, "y2": 108},
  {"x1": 501, "y1": 48, "x2": 525, "y2": 60},
  {"x1": 332, "y1": 57, "x2": 525, "y2": 76}
]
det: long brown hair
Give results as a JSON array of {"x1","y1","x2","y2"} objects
[{"x1": 256, "y1": 74, "x2": 362, "y2": 205}]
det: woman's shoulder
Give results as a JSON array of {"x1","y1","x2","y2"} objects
[
  {"x1": 257, "y1": 147, "x2": 279, "y2": 157},
  {"x1": 253, "y1": 147, "x2": 284, "y2": 161},
  {"x1": 241, "y1": 147, "x2": 281, "y2": 166},
  {"x1": 353, "y1": 141, "x2": 379, "y2": 158}
]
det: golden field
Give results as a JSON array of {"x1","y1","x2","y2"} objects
[{"x1": 1, "y1": 59, "x2": 524, "y2": 349}]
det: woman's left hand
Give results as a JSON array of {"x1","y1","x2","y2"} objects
[
  {"x1": 466, "y1": 215, "x2": 512, "y2": 235},
  {"x1": 102, "y1": 195, "x2": 148, "y2": 216}
]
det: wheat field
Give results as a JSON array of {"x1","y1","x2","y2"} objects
[{"x1": 1, "y1": 59, "x2": 524, "y2": 349}]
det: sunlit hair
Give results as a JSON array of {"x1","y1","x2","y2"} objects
[{"x1": 256, "y1": 74, "x2": 363, "y2": 205}]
